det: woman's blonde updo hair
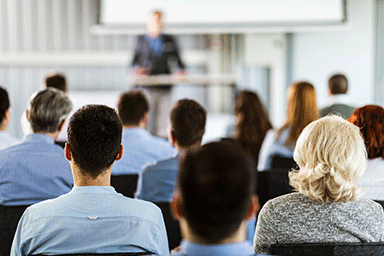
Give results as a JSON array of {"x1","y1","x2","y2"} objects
[{"x1": 289, "y1": 116, "x2": 367, "y2": 203}]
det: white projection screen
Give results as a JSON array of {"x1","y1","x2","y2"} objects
[{"x1": 100, "y1": 0, "x2": 346, "y2": 26}]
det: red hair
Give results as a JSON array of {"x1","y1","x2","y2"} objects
[{"x1": 348, "y1": 105, "x2": 384, "y2": 159}]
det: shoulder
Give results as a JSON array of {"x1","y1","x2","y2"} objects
[
  {"x1": 143, "y1": 156, "x2": 178, "y2": 174},
  {"x1": 148, "y1": 134, "x2": 174, "y2": 149},
  {"x1": 163, "y1": 34, "x2": 175, "y2": 41}
]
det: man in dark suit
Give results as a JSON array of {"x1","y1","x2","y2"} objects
[
  {"x1": 132, "y1": 10, "x2": 185, "y2": 137},
  {"x1": 320, "y1": 74, "x2": 356, "y2": 119}
]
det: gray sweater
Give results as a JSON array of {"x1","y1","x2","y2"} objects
[{"x1": 254, "y1": 192, "x2": 384, "y2": 254}]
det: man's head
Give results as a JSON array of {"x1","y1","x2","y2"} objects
[
  {"x1": 169, "y1": 99, "x2": 206, "y2": 149},
  {"x1": 117, "y1": 90, "x2": 149, "y2": 128},
  {"x1": 66, "y1": 105, "x2": 123, "y2": 179},
  {"x1": 27, "y1": 88, "x2": 72, "y2": 134},
  {"x1": 172, "y1": 142, "x2": 257, "y2": 244},
  {"x1": 45, "y1": 73, "x2": 67, "y2": 93},
  {"x1": 328, "y1": 74, "x2": 348, "y2": 95},
  {"x1": 0, "y1": 86, "x2": 10, "y2": 130},
  {"x1": 147, "y1": 10, "x2": 163, "y2": 37}
]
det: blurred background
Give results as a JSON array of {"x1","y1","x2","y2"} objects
[{"x1": 0, "y1": 0, "x2": 383, "y2": 141}]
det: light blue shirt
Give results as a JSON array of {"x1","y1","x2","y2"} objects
[
  {"x1": 172, "y1": 240, "x2": 261, "y2": 256},
  {"x1": 112, "y1": 128, "x2": 175, "y2": 175},
  {"x1": 0, "y1": 133, "x2": 73, "y2": 206},
  {"x1": 145, "y1": 35, "x2": 164, "y2": 55},
  {"x1": 136, "y1": 155, "x2": 178, "y2": 202},
  {"x1": 11, "y1": 186, "x2": 169, "y2": 256},
  {"x1": 0, "y1": 131, "x2": 20, "y2": 150}
]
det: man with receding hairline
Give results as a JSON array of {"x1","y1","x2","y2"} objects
[
  {"x1": 11, "y1": 105, "x2": 169, "y2": 256},
  {"x1": 320, "y1": 74, "x2": 356, "y2": 118}
]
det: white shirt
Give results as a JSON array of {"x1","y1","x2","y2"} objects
[{"x1": 357, "y1": 158, "x2": 384, "y2": 201}]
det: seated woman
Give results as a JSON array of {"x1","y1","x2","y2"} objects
[
  {"x1": 254, "y1": 116, "x2": 384, "y2": 255},
  {"x1": 349, "y1": 105, "x2": 384, "y2": 201},
  {"x1": 258, "y1": 81, "x2": 318, "y2": 170}
]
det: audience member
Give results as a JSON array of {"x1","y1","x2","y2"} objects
[
  {"x1": 135, "y1": 99, "x2": 206, "y2": 203},
  {"x1": 0, "y1": 88, "x2": 73, "y2": 207},
  {"x1": 254, "y1": 116, "x2": 384, "y2": 255},
  {"x1": 0, "y1": 86, "x2": 20, "y2": 150},
  {"x1": 112, "y1": 90, "x2": 175, "y2": 177},
  {"x1": 258, "y1": 81, "x2": 318, "y2": 170},
  {"x1": 320, "y1": 74, "x2": 355, "y2": 118},
  {"x1": 171, "y1": 142, "x2": 264, "y2": 256},
  {"x1": 11, "y1": 105, "x2": 169, "y2": 256},
  {"x1": 349, "y1": 105, "x2": 384, "y2": 200}
]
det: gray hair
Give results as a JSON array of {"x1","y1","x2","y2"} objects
[{"x1": 28, "y1": 88, "x2": 72, "y2": 133}]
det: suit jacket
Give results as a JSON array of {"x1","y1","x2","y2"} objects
[
  {"x1": 320, "y1": 103, "x2": 355, "y2": 119},
  {"x1": 132, "y1": 34, "x2": 185, "y2": 75}
]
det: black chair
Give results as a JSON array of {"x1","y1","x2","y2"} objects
[
  {"x1": 0, "y1": 205, "x2": 30, "y2": 256},
  {"x1": 270, "y1": 155, "x2": 296, "y2": 169},
  {"x1": 374, "y1": 200, "x2": 384, "y2": 209},
  {"x1": 31, "y1": 253, "x2": 152, "y2": 256},
  {"x1": 271, "y1": 242, "x2": 384, "y2": 256},
  {"x1": 154, "y1": 202, "x2": 181, "y2": 251},
  {"x1": 110, "y1": 174, "x2": 139, "y2": 198}
]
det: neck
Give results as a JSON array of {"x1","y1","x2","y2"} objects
[
  {"x1": 180, "y1": 220, "x2": 247, "y2": 245},
  {"x1": 174, "y1": 141, "x2": 201, "y2": 152},
  {"x1": 123, "y1": 120, "x2": 146, "y2": 130},
  {"x1": 34, "y1": 131, "x2": 60, "y2": 141},
  {"x1": 71, "y1": 164, "x2": 111, "y2": 187},
  {"x1": 0, "y1": 124, "x2": 6, "y2": 131}
]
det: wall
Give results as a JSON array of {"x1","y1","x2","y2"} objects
[{"x1": 292, "y1": 0, "x2": 376, "y2": 109}]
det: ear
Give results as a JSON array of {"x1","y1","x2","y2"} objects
[
  {"x1": 170, "y1": 191, "x2": 184, "y2": 221},
  {"x1": 244, "y1": 195, "x2": 260, "y2": 221},
  {"x1": 142, "y1": 113, "x2": 149, "y2": 128},
  {"x1": 115, "y1": 145, "x2": 124, "y2": 161},
  {"x1": 64, "y1": 143, "x2": 72, "y2": 161},
  {"x1": 169, "y1": 130, "x2": 177, "y2": 147},
  {"x1": 5, "y1": 109, "x2": 10, "y2": 119},
  {"x1": 57, "y1": 119, "x2": 66, "y2": 132},
  {"x1": 25, "y1": 109, "x2": 29, "y2": 121}
]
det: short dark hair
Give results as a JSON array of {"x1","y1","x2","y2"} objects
[
  {"x1": 117, "y1": 90, "x2": 149, "y2": 126},
  {"x1": 67, "y1": 105, "x2": 122, "y2": 178},
  {"x1": 0, "y1": 87, "x2": 10, "y2": 124},
  {"x1": 170, "y1": 99, "x2": 206, "y2": 147},
  {"x1": 178, "y1": 142, "x2": 255, "y2": 243},
  {"x1": 45, "y1": 73, "x2": 67, "y2": 92},
  {"x1": 329, "y1": 74, "x2": 348, "y2": 95},
  {"x1": 28, "y1": 88, "x2": 72, "y2": 133}
]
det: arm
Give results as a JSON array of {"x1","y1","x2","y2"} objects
[
  {"x1": 253, "y1": 200, "x2": 278, "y2": 254},
  {"x1": 10, "y1": 209, "x2": 29, "y2": 256},
  {"x1": 257, "y1": 129, "x2": 275, "y2": 171},
  {"x1": 168, "y1": 36, "x2": 186, "y2": 71}
]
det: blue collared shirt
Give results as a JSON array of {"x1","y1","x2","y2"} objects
[
  {"x1": 112, "y1": 128, "x2": 175, "y2": 175},
  {"x1": 136, "y1": 155, "x2": 178, "y2": 202},
  {"x1": 172, "y1": 240, "x2": 261, "y2": 256},
  {"x1": 145, "y1": 35, "x2": 164, "y2": 55},
  {"x1": 0, "y1": 133, "x2": 73, "y2": 206},
  {"x1": 11, "y1": 186, "x2": 169, "y2": 256}
]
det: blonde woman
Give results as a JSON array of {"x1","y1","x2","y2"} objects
[
  {"x1": 258, "y1": 81, "x2": 319, "y2": 170},
  {"x1": 254, "y1": 116, "x2": 384, "y2": 255}
]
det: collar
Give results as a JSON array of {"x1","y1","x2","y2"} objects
[
  {"x1": 123, "y1": 127, "x2": 150, "y2": 137},
  {"x1": 24, "y1": 133, "x2": 55, "y2": 144},
  {"x1": 328, "y1": 94, "x2": 352, "y2": 105},
  {"x1": 178, "y1": 240, "x2": 254, "y2": 256},
  {"x1": 70, "y1": 186, "x2": 116, "y2": 195}
]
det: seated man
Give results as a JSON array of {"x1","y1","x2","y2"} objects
[
  {"x1": 0, "y1": 88, "x2": 73, "y2": 206},
  {"x1": 11, "y1": 105, "x2": 169, "y2": 256},
  {"x1": 171, "y1": 142, "x2": 263, "y2": 256},
  {"x1": 136, "y1": 99, "x2": 206, "y2": 203},
  {"x1": 112, "y1": 90, "x2": 175, "y2": 176},
  {"x1": 0, "y1": 86, "x2": 20, "y2": 150}
]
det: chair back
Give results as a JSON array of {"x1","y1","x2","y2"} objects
[
  {"x1": 154, "y1": 202, "x2": 181, "y2": 251},
  {"x1": 271, "y1": 242, "x2": 384, "y2": 256},
  {"x1": 111, "y1": 174, "x2": 139, "y2": 198},
  {"x1": 0, "y1": 204, "x2": 30, "y2": 256}
]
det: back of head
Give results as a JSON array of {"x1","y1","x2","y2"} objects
[
  {"x1": 235, "y1": 90, "x2": 272, "y2": 145},
  {"x1": 348, "y1": 105, "x2": 384, "y2": 160},
  {"x1": 290, "y1": 116, "x2": 367, "y2": 203},
  {"x1": 170, "y1": 99, "x2": 206, "y2": 148},
  {"x1": 0, "y1": 86, "x2": 10, "y2": 125},
  {"x1": 67, "y1": 105, "x2": 122, "y2": 178},
  {"x1": 28, "y1": 88, "x2": 72, "y2": 133},
  {"x1": 45, "y1": 73, "x2": 67, "y2": 92},
  {"x1": 328, "y1": 74, "x2": 348, "y2": 95},
  {"x1": 178, "y1": 142, "x2": 255, "y2": 243},
  {"x1": 282, "y1": 81, "x2": 319, "y2": 145},
  {"x1": 117, "y1": 90, "x2": 149, "y2": 126}
]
